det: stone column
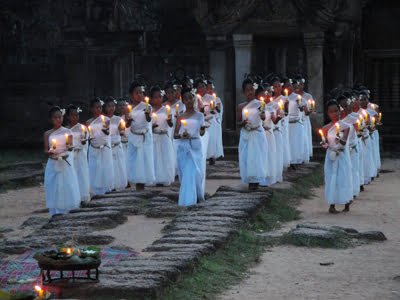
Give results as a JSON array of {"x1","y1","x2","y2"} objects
[
  {"x1": 233, "y1": 34, "x2": 253, "y2": 109},
  {"x1": 304, "y1": 32, "x2": 324, "y2": 126},
  {"x1": 275, "y1": 48, "x2": 287, "y2": 75},
  {"x1": 207, "y1": 36, "x2": 228, "y2": 126}
]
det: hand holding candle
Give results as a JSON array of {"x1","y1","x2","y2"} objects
[
  {"x1": 318, "y1": 129, "x2": 326, "y2": 144},
  {"x1": 260, "y1": 97, "x2": 265, "y2": 111},
  {"x1": 166, "y1": 105, "x2": 171, "y2": 118},
  {"x1": 335, "y1": 122, "x2": 340, "y2": 137},
  {"x1": 35, "y1": 285, "x2": 44, "y2": 299},
  {"x1": 145, "y1": 97, "x2": 150, "y2": 110},
  {"x1": 210, "y1": 100, "x2": 215, "y2": 111},
  {"x1": 51, "y1": 138, "x2": 57, "y2": 150},
  {"x1": 244, "y1": 109, "x2": 249, "y2": 121},
  {"x1": 175, "y1": 104, "x2": 179, "y2": 115},
  {"x1": 65, "y1": 133, "x2": 69, "y2": 146},
  {"x1": 119, "y1": 119, "x2": 126, "y2": 133}
]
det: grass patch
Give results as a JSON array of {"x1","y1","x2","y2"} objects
[
  {"x1": 0, "y1": 148, "x2": 43, "y2": 168},
  {"x1": 280, "y1": 231, "x2": 352, "y2": 249},
  {"x1": 161, "y1": 165, "x2": 324, "y2": 300}
]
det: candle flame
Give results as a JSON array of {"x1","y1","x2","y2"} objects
[
  {"x1": 213, "y1": 93, "x2": 216, "y2": 98},
  {"x1": 166, "y1": 105, "x2": 170, "y2": 110},
  {"x1": 181, "y1": 119, "x2": 187, "y2": 127},
  {"x1": 260, "y1": 97, "x2": 264, "y2": 102},
  {"x1": 127, "y1": 104, "x2": 132, "y2": 112},
  {"x1": 120, "y1": 120, "x2": 125, "y2": 128},
  {"x1": 81, "y1": 125, "x2": 85, "y2": 131},
  {"x1": 66, "y1": 248, "x2": 72, "y2": 255},
  {"x1": 34, "y1": 285, "x2": 42, "y2": 292},
  {"x1": 318, "y1": 129, "x2": 324, "y2": 137},
  {"x1": 284, "y1": 88, "x2": 288, "y2": 96}
]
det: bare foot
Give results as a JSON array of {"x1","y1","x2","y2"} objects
[
  {"x1": 343, "y1": 203, "x2": 350, "y2": 212},
  {"x1": 329, "y1": 206, "x2": 339, "y2": 214}
]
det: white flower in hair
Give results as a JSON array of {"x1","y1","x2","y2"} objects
[
  {"x1": 253, "y1": 83, "x2": 258, "y2": 90},
  {"x1": 173, "y1": 84, "x2": 178, "y2": 90},
  {"x1": 189, "y1": 79, "x2": 194, "y2": 84},
  {"x1": 280, "y1": 82, "x2": 284, "y2": 86},
  {"x1": 160, "y1": 90, "x2": 166, "y2": 97},
  {"x1": 212, "y1": 83, "x2": 215, "y2": 89},
  {"x1": 60, "y1": 108, "x2": 66, "y2": 116},
  {"x1": 346, "y1": 99, "x2": 351, "y2": 105},
  {"x1": 301, "y1": 78, "x2": 306, "y2": 83},
  {"x1": 191, "y1": 88, "x2": 197, "y2": 95},
  {"x1": 113, "y1": 100, "x2": 117, "y2": 104},
  {"x1": 141, "y1": 86, "x2": 145, "y2": 92},
  {"x1": 99, "y1": 100, "x2": 104, "y2": 106},
  {"x1": 264, "y1": 91, "x2": 269, "y2": 95},
  {"x1": 270, "y1": 86, "x2": 274, "y2": 92},
  {"x1": 289, "y1": 79, "x2": 293, "y2": 84},
  {"x1": 77, "y1": 107, "x2": 83, "y2": 113},
  {"x1": 203, "y1": 79, "x2": 207, "y2": 85}
]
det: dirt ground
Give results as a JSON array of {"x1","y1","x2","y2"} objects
[{"x1": 219, "y1": 158, "x2": 400, "y2": 300}]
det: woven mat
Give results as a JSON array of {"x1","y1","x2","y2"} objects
[{"x1": 0, "y1": 247, "x2": 138, "y2": 294}]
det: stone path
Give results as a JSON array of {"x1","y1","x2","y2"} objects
[{"x1": 0, "y1": 161, "x2": 319, "y2": 299}]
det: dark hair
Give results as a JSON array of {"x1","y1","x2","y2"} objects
[
  {"x1": 281, "y1": 77, "x2": 292, "y2": 86},
  {"x1": 242, "y1": 78, "x2": 253, "y2": 92},
  {"x1": 104, "y1": 96, "x2": 116, "y2": 104},
  {"x1": 194, "y1": 78, "x2": 206, "y2": 89},
  {"x1": 150, "y1": 86, "x2": 162, "y2": 98},
  {"x1": 326, "y1": 99, "x2": 340, "y2": 110},
  {"x1": 66, "y1": 104, "x2": 78, "y2": 115},
  {"x1": 181, "y1": 87, "x2": 192, "y2": 98},
  {"x1": 206, "y1": 79, "x2": 213, "y2": 86},
  {"x1": 270, "y1": 75, "x2": 281, "y2": 85},
  {"x1": 336, "y1": 95, "x2": 347, "y2": 104},
  {"x1": 48, "y1": 106, "x2": 62, "y2": 118},
  {"x1": 164, "y1": 81, "x2": 174, "y2": 91},
  {"x1": 293, "y1": 75, "x2": 305, "y2": 85},
  {"x1": 255, "y1": 82, "x2": 269, "y2": 98},
  {"x1": 117, "y1": 97, "x2": 127, "y2": 104},
  {"x1": 90, "y1": 97, "x2": 102, "y2": 108},
  {"x1": 128, "y1": 81, "x2": 142, "y2": 94}
]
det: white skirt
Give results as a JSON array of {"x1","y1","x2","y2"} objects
[
  {"x1": 324, "y1": 148, "x2": 353, "y2": 205},
  {"x1": 112, "y1": 143, "x2": 128, "y2": 190},
  {"x1": 239, "y1": 128, "x2": 268, "y2": 184},
  {"x1": 176, "y1": 138, "x2": 205, "y2": 206},
  {"x1": 261, "y1": 130, "x2": 277, "y2": 186},
  {"x1": 273, "y1": 128, "x2": 284, "y2": 182},
  {"x1": 303, "y1": 116, "x2": 313, "y2": 161},
  {"x1": 357, "y1": 138, "x2": 365, "y2": 186},
  {"x1": 281, "y1": 119, "x2": 291, "y2": 168},
  {"x1": 45, "y1": 155, "x2": 80, "y2": 215},
  {"x1": 289, "y1": 121, "x2": 306, "y2": 164},
  {"x1": 88, "y1": 145, "x2": 114, "y2": 196},
  {"x1": 349, "y1": 144, "x2": 360, "y2": 197},
  {"x1": 72, "y1": 148, "x2": 90, "y2": 202},
  {"x1": 127, "y1": 132, "x2": 156, "y2": 184},
  {"x1": 206, "y1": 120, "x2": 224, "y2": 159},
  {"x1": 372, "y1": 130, "x2": 381, "y2": 170},
  {"x1": 153, "y1": 133, "x2": 175, "y2": 185},
  {"x1": 362, "y1": 136, "x2": 376, "y2": 184}
]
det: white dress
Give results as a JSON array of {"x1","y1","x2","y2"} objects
[
  {"x1": 152, "y1": 106, "x2": 175, "y2": 185},
  {"x1": 175, "y1": 112, "x2": 205, "y2": 206},
  {"x1": 302, "y1": 92, "x2": 314, "y2": 160},
  {"x1": 275, "y1": 95, "x2": 291, "y2": 168},
  {"x1": 342, "y1": 114, "x2": 360, "y2": 197},
  {"x1": 239, "y1": 99, "x2": 269, "y2": 184},
  {"x1": 88, "y1": 116, "x2": 114, "y2": 196},
  {"x1": 272, "y1": 98, "x2": 284, "y2": 181},
  {"x1": 70, "y1": 123, "x2": 90, "y2": 202},
  {"x1": 202, "y1": 93, "x2": 224, "y2": 159},
  {"x1": 127, "y1": 102, "x2": 156, "y2": 184},
  {"x1": 324, "y1": 121, "x2": 353, "y2": 205},
  {"x1": 261, "y1": 103, "x2": 277, "y2": 186},
  {"x1": 288, "y1": 93, "x2": 306, "y2": 164},
  {"x1": 45, "y1": 127, "x2": 80, "y2": 216},
  {"x1": 110, "y1": 115, "x2": 128, "y2": 190},
  {"x1": 170, "y1": 100, "x2": 186, "y2": 172},
  {"x1": 367, "y1": 108, "x2": 381, "y2": 172},
  {"x1": 121, "y1": 115, "x2": 129, "y2": 165},
  {"x1": 359, "y1": 109, "x2": 376, "y2": 183}
]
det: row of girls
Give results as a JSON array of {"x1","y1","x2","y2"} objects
[
  {"x1": 44, "y1": 78, "x2": 224, "y2": 216},
  {"x1": 237, "y1": 75, "x2": 315, "y2": 190},
  {"x1": 321, "y1": 88, "x2": 381, "y2": 213}
]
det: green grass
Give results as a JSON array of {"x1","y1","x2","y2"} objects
[
  {"x1": 0, "y1": 148, "x2": 43, "y2": 168},
  {"x1": 161, "y1": 166, "x2": 324, "y2": 300}
]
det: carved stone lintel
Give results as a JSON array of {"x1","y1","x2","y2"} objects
[
  {"x1": 206, "y1": 35, "x2": 229, "y2": 50},
  {"x1": 303, "y1": 32, "x2": 325, "y2": 48},
  {"x1": 232, "y1": 34, "x2": 253, "y2": 48}
]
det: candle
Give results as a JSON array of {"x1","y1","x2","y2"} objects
[
  {"x1": 152, "y1": 113, "x2": 158, "y2": 123},
  {"x1": 312, "y1": 100, "x2": 316, "y2": 110},
  {"x1": 378, "y1": 112, "x2": 382, "y2": 123},
  {"x1": 362, "y1": 110, "x2": 368, "y2": 122},
  {"x1": 175, "y1": 104, "x2": 179, "y2": 115},
  {"x1": 81, "y1": 125, "x2": 86, "y2": 138},
  {"x1": 308, "y1": 99, "x2": 312, "y2": 108},
  {"x1": 34, "y1": 285, "x2": 44, "y2": 299},
  {"x1": 284, "y1": 89, "x2": 288, "y2": 97},
  {"x1": 371, "y1": 116, "x2": 375, "y2": 128},
  {"x1": 356, "y1": 119, "x2": 361, "y2": 132},
  {"x1": 335, "y1": 122, "x2": 340, "y2": 136},
  {"x1": 260, "y1": 97, "x2": 265, "y2": 111},
  {"x1": 269, "y1": 97, "x2": 273, "y2": 103},
  {"x1": 213, "y1": 93, "x2": 217, "y2": 101},
  {"x1": 318, "y1": 129, "x2": 326, "y2": 143},
  {"x1": 244, "y1": 109, "x2": 249, "y2": 120},
  {"x1": 279, "y1": 100, "x2": 284, "y2": 111},
  {"x1": 297, "y1": 95, "x2": 302, "y2": 106},
  {"x1": 65, "y1": 133, "x2": 69, "y2": 146},
  {"x1": 210, "y1": 100, "x2": 215, "y2": 111},
  {"x1": 66, "y1": 248, "x2": 72, "y2": 255},
  {"x1": 51, "y1": 138, "x2": 57, "y2": 150},
  {"x1": 120, "y1": 119, "x2": 126, "y2": 130},
  {"x1": 181, "y1": 119, "x2": 187, "y2": 129},
  {"x1": 127, "y1": 104, "x2": 132, "y2": 113},
  {"x1": 88, "y1": 126, "x2": 92, "y2": 137},
  {"x1": 166, "y1": 105, "x2": 171, "y2": 117},
  {"x1": 101, "y1": 115, "x2": 105, "y2": 125},
  {"x1": 145, "y1": 97, "x2": 150, "y2": 110}
]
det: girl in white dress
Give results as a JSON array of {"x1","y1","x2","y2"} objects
[
  {"x1": 103, "y1": 97, "x2": 128, "y2": 190},
  {"x1": 194, "y1": 79, "x2": 210, "y2": 166},
  {"x1": 87, "y1": 98, "x2": 114, "y2": 196},
  {"x1": 271, "y1": 77, "x2": 285, "y2": 177},
  {"x1": 321, "y1": 100, "x2": 353, "y2": 213},
  {"x1": 116, "y1": 98, "x2": 130, "y2": 161},
  {"x1": 150, "y1": 86, "x2": 175, "y2": 186},
  {"x1": 126, "y1": 81, "x2": 155, "y2": 190},
  {"x1": 174, "y1": 87, "x2": 206, "y2": 206},
  {"x1": 237, "y1": 78, "x2": 268, "y2": 190},
  {"x1": 65, "y1": 105, "x2": 90, "y2": 203},
  {"x1": 44, "y1": 107, "x2": 80, "y2": 216}
]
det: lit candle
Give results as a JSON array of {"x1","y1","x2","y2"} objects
[
  {"x1": 279, "y1": 100, "x2": 284, "y2": 111},
  {"x1": 87, "y1": 126, "x2": 92, "y2": 137},
  {"x1": 356, "y1": 119, "x2": 361, "y2": 132},
  {"x1": 378, "y1": 112, "x2": 382, "y2": 123},
  {"x1": 65, "y1": 133, "x2": 69, "y2": 146},
  {"x1": 213, "y1": 93, "x2": 217, "y2": 101},
  {"x1": 66, "y1": 248, "x2": 72, "y2": 255},
  {"x1": 284, "y1": 89, "x2": 288, "y2": 97},
  {"x1": 181, "y1": 119, "x2": 187, "y2": 129},
  {"x1": 34, "y1": 285, "x2": 44, "y2": 299},
  {"x1": 81, "y1": 125, "x2": 86, "y2": 138},
  {"x1": 297, "y1": 95, "x2": 302, "y2": 106},
  {"x1": 175, "y1": 104, "x2": 179, "y2": 115},
  {"x1": 127, "y1": 104, "x2": 132, "y2": 113},
  {"x1": 101, "y1": 115, "x2": 105, "y2": 125},
  {"x1": 145, "y1": 97, "x2": 150, "y2": 109},
  {"x1": 335, "y1": 122, "x2": 340, "y2": 136},
  {"x1": 166, "y1": 105, "x2": 171, "y2": 117},
  {"x1": 362, "y1": 110, "x2": 368, "y2": 122},
  {"x1": 260, "y1": 97, "x2": 265, "y2": 111},
  {"x1": 308, "y1": 99, "x2": 312, "y2": 108},
  {"x1": 312, "y1": 100, "x2": 316, "y2": 110},
  {"x1": 318, "y1": 129, "x2": 326, "y2": 143},
  {"x1": 210, "y1": 100, "x2": 215, "y2": 111},
  {"x1": 371, "y1": 116, "x2": 375, "y2": 128},
  {"x1": 269, "y1": 97, "x2": 273, "y2": 103},
  {"x1": 51, "y1": 138, "x2": 57, "y2": 150},
  {"x1": 244, "y1": 109, "x2": 249, "y2": 120},
  {"x1": 119, "y1": 119, "x2": 126, "y2": 130},
  {"x1": 152, "y1": 112, "x2": 158, "y2": 123}
]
